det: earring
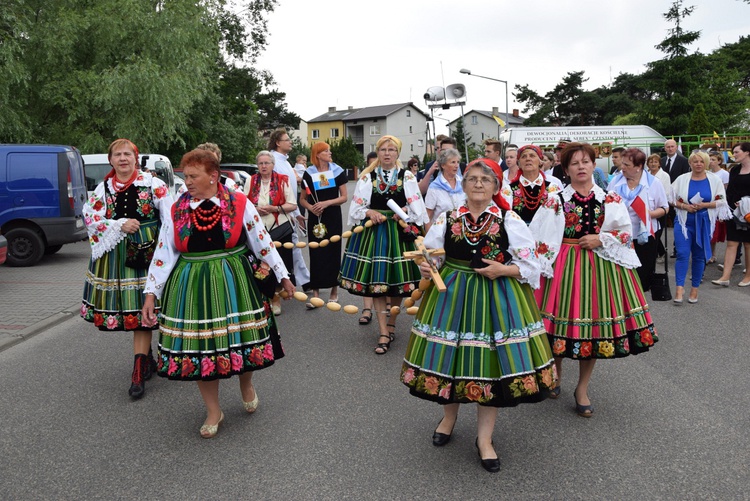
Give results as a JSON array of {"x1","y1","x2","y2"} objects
[{"x1": 210, "y1": 180, "x2": 214, "y2": 184}]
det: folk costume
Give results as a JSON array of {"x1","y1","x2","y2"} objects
[
  {"x1": 144, "y1": 185, "x2": 289, "y2": 381},
  {"x1": 339, "y1": 165, "x2": 428, "y2": 297},
  {"x1": 302, "y1": 162, "x2": 348, "y2": 289},
  {"x1": 81, "y1": 170, "x2": 173, "y2": 331},
  {"x1": 501, "y1": 172, "x2": 564, "y2": 280},
  {"x1": 245, "y1": 171, "x2": 296, "y2": 285},
  {"x1": 539, "y1": 185, "x2": 658, "y2": 359},
  {"x1": 401, "y1": 203, "x2": 556, "y2": 406}
]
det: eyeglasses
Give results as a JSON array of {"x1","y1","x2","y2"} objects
[
  {"x1": 280, "y1": 138, "x2": 292, "y2": 142},
  {"x1": 258, "y1": 161, "x2": 273, "y2": 166},
  {"x1": 378, "y1": 148, "x2": 398, "y2": 154},
  {"x1": 465, "y1": 176, "x2": 494, "y2": 186}
]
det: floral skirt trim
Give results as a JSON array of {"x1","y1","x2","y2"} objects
[
  {"x1": 401, "y1": 361, "x2": 556, "y2": 407},
  {"x1": 338, "y1": 218, "x2": 420, "y2": 297},
  {"x1": 157, "y1": 327, "x2": 283, "y2": 381},
  {"x1": 156, "y1": 247, "x2": 283, "y2": 381},
  {"x1": 547, "y1": 324, "x2": 656, "y2": 359},
  {"x1": 81, "y1": 222, "x2": 160, "y2": 331},
  {"x1": 539, "y1": 242, "x2": 658, "y2": 358},
  {"x1": 400, "y1": 258, "x2": 556, "y2": 407}
]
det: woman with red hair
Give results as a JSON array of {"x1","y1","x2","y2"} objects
[
  {"x1": 81, "y1": 138, "x2": 174, "y2": 400},
  {"x1": 142, "y1": 149, "x2": 294, "y2": 438},
  {"x1": 299, "y1": 142, "x2": 348, "y2": 307}
]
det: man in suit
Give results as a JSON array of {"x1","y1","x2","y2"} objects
[
  {"x1": 662, "y1": 139, "x2": 690, "y2": 182},
  {"x1": 661, "y1": 138, "x2": 690, "y2": 257}
]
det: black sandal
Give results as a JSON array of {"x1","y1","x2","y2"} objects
[
  {"x1": 386, "y1": 323, "x2": 396, "y2": 342},
  {"x1": 359, "y1": 308, "x2": 373, "y2": 325},
  {"x1": 374, "y1": 334, "x2": 391, "y2": 355}
]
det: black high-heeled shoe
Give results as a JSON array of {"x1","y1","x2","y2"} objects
[
  {"x1": 432, "y1": 419, "x2": 455, "y2": 447},
  {"x1": 475, "y1": 438, "x2": 500, "y2": 473}
]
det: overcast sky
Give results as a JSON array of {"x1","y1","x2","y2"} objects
[{"x1": 256, "y1": 0, "x2": 749, "y2": 134}]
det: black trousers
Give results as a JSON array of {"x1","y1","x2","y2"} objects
[{"x1": 635, "y1": 236, "x2": 658, "y2": 292}]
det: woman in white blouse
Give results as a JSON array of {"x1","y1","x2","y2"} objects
[{"x1": 424, "y1": 148, "x2": 466, "y2": 229}]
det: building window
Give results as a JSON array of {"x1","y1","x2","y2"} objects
[
  {"x1": 369, "y1": 144, "x2": 375, "y2": 153},
  {"x1": 471, "y1": 115, "x2": 478, "y2": 125},
  {"x1": 312, "y1": 129, "x2": 320, "y2": 139},
  {"x1": 418, "y1": 139, "x2": 424, "y2": 147},
  {"x1": 409, "y1": 126, "x2": 413, "y2": 133},
  {"x1": 330, "y1": 128, "x2": 339, "y2": 138},
  {"x1": 369, "y1": 124, "x2": 380, "y2": 136},
  {"x1": 410, "y1": 144, "x2": 414, "y2": 152}
]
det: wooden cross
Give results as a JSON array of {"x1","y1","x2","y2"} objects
[{"x1": 403, "y1": 242, "x2": 446, "y2": 292}]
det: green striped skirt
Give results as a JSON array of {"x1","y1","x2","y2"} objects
[
  {"x1": 401, "y1": 258, "x2": 556, "y2": 407},
  {"x1": 81, "y1": 219, "x2": 159, "y2": 331},
  {"x1": 156, "y1": 246, "x2": 283, "y2": 381},
  {"x1": 539, "y1": 240, "x2": 657, "y2": 359},
  {"x1": 339, "y1": 212, "x2": 420, "y2": 297}
]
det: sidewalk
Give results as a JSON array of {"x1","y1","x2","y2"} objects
[{"x1": 0, "y1": 241, "x2": 90, "y2": 351}]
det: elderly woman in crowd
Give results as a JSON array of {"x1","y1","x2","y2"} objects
[
  {"x1": 142, "y1": 149, "x2": 294, "y2": 438},
  {"x1": 424, "y1": 147, "x2": 465, "y2": 228},
  {"x1": 81, "y1": 138, "x2": 174, "y2": 399},
  {"x1": 712, "y1": 142, "x2": 750, "y2": 286},
  {"x1": 607, "y1": 148, "x2": 669, "y2": 292},
  {"x1": 401, "y1": 161, "x2": 555, "y2": 473},
  {"x1": 299, "y1": 142, "x2": 349, "y2": 306},
  {"x1": 501, "y1": 144, "x2": 564, "y2": 297},
  {"x1": 671, "y1": 151, "x2": 730, "y2": 302},
  {"x1": 339, "y1": 135, "x2": 428, "y2": 354},
  {"x1": 244, "y1": 151, "x2": 298, "y2": 315},
  {"x1": 540, "y1": 143, "x2": 657, "y2": 415}
]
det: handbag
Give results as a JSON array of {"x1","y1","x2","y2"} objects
[
  {"x1": 268, "y1": 205, "x2": 294, "y2": 242},
  {"x1": 125, "y1": 237, "x2": 156, "y2": 270},
  {"x1": 246, "y1": 250, "x2": 277, "y2": 299},
  {"x1": 650, "y1": 225, "x2": 672, "y2": 301}
]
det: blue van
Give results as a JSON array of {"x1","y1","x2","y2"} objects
[{"x1": 0, "y1": 145, "x2": 88, "y2": 266}]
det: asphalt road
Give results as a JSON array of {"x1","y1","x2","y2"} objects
[{"x1": 1, "y1": 207, "x2": 749, "y2": 499}]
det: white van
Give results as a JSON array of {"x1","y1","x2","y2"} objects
[
  {"x1": 83, "y1": 153, "x2": 176, "y2": 197},
  {"x1": 498, "y1": 125, "x2": 667, "y2": 172}
]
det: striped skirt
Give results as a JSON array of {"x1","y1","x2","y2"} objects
[
  {"x1": 339, "y1": 212, "x2": 420, "y2": 297},
  {"x1": 81, "y1": 220, "x2": 159, "y2": 331},
  {"x1": 401, "y1": 258, "x2": 556, "y2": 407},
  {"x1": 539, "y1": 240, "x2": 657, "y2": 359},
  {"x1": 156, "y1": 246, "x2": 283, "y2": 381}
]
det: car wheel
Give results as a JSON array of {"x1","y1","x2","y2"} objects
[
  {"x1": 5, "y1": 227, "x2": 45, "y2": 267},
  {"x1": 44, "y1": 244, "x2": 64, "y2": 255}
]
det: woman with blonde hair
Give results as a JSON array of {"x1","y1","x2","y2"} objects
[
  {"x1": 671, "y1": 150, "x2": 730, "y2": 302},
  {"x1": 339, "y1": 135, "x2": 428, "y2": 354}
]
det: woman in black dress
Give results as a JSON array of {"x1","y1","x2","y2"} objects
[
  {"x1": 713, "y1": 142, "x2": 750, "y2": 286},
  {"x1": 300, "y1": 142, "x2": 349, "y2": 305}
]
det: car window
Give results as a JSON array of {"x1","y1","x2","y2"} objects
[{"x1": 84, "y1": 163, "x2": 112, "y2": 192}]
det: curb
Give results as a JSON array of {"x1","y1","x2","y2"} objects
[{"x1": 0, "y1": 303, "x2": 80, "y2": 353}]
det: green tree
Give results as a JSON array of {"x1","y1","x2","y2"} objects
[
  {"x1": 0, "y1": 0, "x2": 289, "y2": 161},
  {"x1": 452, "y1": 117, "x2": 473, "y2": 161},
  {"x1": 329, "y1": 136, "x2": 362, "y2": 170},
  {"x1": 687, "y1": 103, "x2": 712, "y2": 134}
]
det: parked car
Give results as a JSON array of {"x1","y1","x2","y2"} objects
[
  {"x1": 221, "y1": 169, "x2": 246, "y2": 190},
  {"x1": 0, "y1": 235, "x2": 7, "y2": 265},
  {"x1": 0, "y1": 144, "x2": 88, "y2": 266},
  {"x1": 82, "y1": 153, "x2": 176, "y2": 197},
  {"x1": 220, "y1": 163, "x2": 258, "y2": 176}
]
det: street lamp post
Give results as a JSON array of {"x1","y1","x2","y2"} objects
[{"x1": 460, "y1": 69, "x2": 509, "y2": 136}]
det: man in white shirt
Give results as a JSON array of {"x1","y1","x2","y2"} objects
[{"x1": 267, "y1": 128, "x2": 311, "y2": 289}]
